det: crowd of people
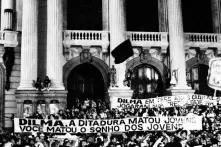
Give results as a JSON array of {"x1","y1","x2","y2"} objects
[{"x1": 1, "y1": 98, "x2": 221, "y2": 147}]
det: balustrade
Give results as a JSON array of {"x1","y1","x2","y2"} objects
[
  {"x1": 63, "y1": 30, "x2": 109, "y2": 50},
  {"x1": 184, "y1": 33, "x2": 221, "y2": 50},
  {"x1": 0, "y1": 31, "x2": 18, "y2": 47},
  {"x1": 63, "y1": 30, "x2": 221, "y2": 53}
]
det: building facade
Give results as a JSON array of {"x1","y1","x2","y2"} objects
[{"x1": 0, "y1": 0, "x2": 221, "y2": 129}]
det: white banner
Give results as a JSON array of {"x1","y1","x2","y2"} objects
[
  {"x1": 208, "y1": 58, "x2": 221, "y2": 90},
  {"x1": 111, "y1": 94, "x2": 218, "y2": 109},
  {"x1": 14, "y1": 116, "x2": 202, "y2": 133}
]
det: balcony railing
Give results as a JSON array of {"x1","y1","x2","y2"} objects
[
  {"x1": 63, "y1": 30, "x2": 221, "y2": 53},
  {"x1": 184, "y1": 33, "x2": 221, "y2": 49},
  {"x1": 0, "y1": 31, "x2": 18, "y2": 47},
  {"x1": 126, "y1": 31, "x2": 169, "y2": 53},
  {"x1": 63, "y1": 30, "x2": 109, "y2": 50}
]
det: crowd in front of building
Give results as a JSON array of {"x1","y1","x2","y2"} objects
[{"x1": 1, "y1": 98, "x2": 221, "y2": 147}]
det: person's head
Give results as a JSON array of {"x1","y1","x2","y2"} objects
[
  {"x1": 35, "y1": 136, "x2": 40, "y2": 142},
  {"x1": 97, "y1": 132, "x2": 101, "y2": 137},
  {"x1": 58, "y1": 109, "x2": 63, "y2": 115},
  {"x1": 180, "y1": 130, "x2": 188, "y2": 139},
  {"x1": 80, "y1": 140, "x2": 88, "y2": 147},
  {"x1": 111, "y1": 136, "x2": 117, "y2": 143},
  {"x1": 40, "y1": 133, "x2": 44, "y2": 140},
  {"x1": 63, "y1": 138, "x2": 69, "y2": 145},
  {"x1": 158, "y1": 142, "x2": 165, "y2": 147},
  {"x1": 9, "y1": 136, "x2": 16, "y2": 144},
  {"x1": 116, "y1": 143, "x2": 122, "y2": 147}
]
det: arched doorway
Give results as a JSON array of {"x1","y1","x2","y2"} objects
[
  {"x1": 131, "y1": 64, "x2": 163, "y2": 99},
  {"x1": 186, "y1": 57, "x2": 221, "y2": 96},
  {"x1": 187, "y1": 64, "x2": 220, "y2": 96},
  {"x1": 67, "y1": 63, "x2": 105, "y2": 108},
  {"x1": 63, "y1": 56, "x2": 109, "y2": 109},
  {"x1": 126, "y1": 56, "x2": 169, "y2": 99}
]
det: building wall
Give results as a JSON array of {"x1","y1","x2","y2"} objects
[
  {"x1": 4, "y1": 0, "x2": 22, "y2": 128},
  {"x1": 4, "y1": 44, "x2": 21, "y2": 128},
  {"x1": 1, "y1": 0, "x2": 221, "y2": 129}
]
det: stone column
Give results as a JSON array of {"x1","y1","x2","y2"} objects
[
  {"x1": 211, "y1": 0, "x2": 221, "y2": 33},
  {"x1": 108, "y1": 0, "x2": 133, "y2": 99},
  {"x1": 47, "y1": 0, "x2": 65, "y2": 90},
  {"x1": 167, "y1": 0, "x2": 192, "y2": 92},
  {"x1": 1, "y1": 0, "x2": 14, "y2": 30},
  {"x1": 109, "y1": 0, "x2": 127, "y2": 89},
  {"x1": 102, "y1": 0, "x2": 109, "y2": 31},
  {"x1": 18, "y1": 0, "x2": 38, "y2": 90},
  {"x1": 158, "y1": 0, "x2": 168, "y2": 32}
]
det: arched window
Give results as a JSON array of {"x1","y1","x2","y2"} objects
[
  {"x1": 187, "y1": 64, "x2": 219, "y2": 96},
  {"x1": 131, "y1": 64, "x2": 163, "y2": 99}
]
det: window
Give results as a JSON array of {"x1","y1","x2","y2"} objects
[
  {"x1": 131, "y1": 64, "x2": 163, "y2": 99},
  {"x1": 23, "y1": 100, "x2": 33, "y2": 118}
]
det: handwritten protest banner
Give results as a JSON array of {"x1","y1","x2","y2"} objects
[
  {"x1": 208, "y1": 58, "x2": 221, "y2": 91},
  {"x1": 14, "y1": 116, "x2": 202, "y2": 133},
  {"x1": 111, "y1": 94, "x2": 218, "y2": 109}
]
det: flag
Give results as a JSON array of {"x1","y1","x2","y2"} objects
[{"x1": 111, "y1": 39, "x2": 133, "y2": 64}]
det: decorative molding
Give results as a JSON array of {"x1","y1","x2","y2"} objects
[
  {"x1": 126, "y1": 56, "x2": 169, "y2": 85},
  {"x1": 185, "y1": 48, "x2": 197, "y2": 61},
  {"x1": 149, "y1": 47, "x2": 161, "y2": 61},
  {"x1": 63, "y1": 56, "x2": 110, "y2": 91}
]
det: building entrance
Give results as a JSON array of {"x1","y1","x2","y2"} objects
[
  {"x1": 67, "y1": 63, "x2": 105, "y2": 109},
  {"x1": 131, "y1": 64, "x2": 164, "y2": 99},
  {"x1": 188, "y1": 64, "x2": 220, "y2": 96}
]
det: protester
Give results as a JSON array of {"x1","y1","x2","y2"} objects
[{"x1": 2, "y1": 96, "x2": 221, "y2": 147}]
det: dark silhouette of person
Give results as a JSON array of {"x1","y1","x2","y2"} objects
[
  {"x1": 34, "y1": 77, "x2": 43, "y2": 91},
  {"x1": 43, "y1": 76, "x2": 51, "y2": 91}
]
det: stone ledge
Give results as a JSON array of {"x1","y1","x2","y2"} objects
[
  {"x1": 108, "y1": 88, "x2": 133, "y2": 98},
  {"x1": 166, "y1": 88, "x2": 195, "y2": 96},
  {"x1": 15, "y1": 90, "x2": 68, "y2": 118},
  {"x1": 15, "y1": 90, "x2": 67, "y2": 98}
]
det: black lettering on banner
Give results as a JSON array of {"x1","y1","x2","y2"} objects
[
  {"x1": 69, "y1": 120, "x2": 76, "y2": 126},
  {"x1": 120, "y1": 120, "x2": 126, "y2": 125},
  {"x1": 93, "y1": 120, "x2": 99, "y2": 126},
  {"x1": 19, "y1": 126, "x2": 26, "y2": 132},
  {"x1": 80, "y1": 127, "x2": 86, "y2": 133},
  {"x1": 118, "y1": 98, "x2": 123, "y2": 103},
  {"x1": 124, "y1": 124, "x2": 143, "y2": 131},
  {"x1": 145, "y1": 99, "x2": 154, "y2": 104},
  {"x1": 79, "y1": 120, "x2": 85, "y2": 126},
  {"x1": 129, "y1": 118, "x2": 137, "y2": 124},
  {"x1": 19, "y1": 126, "x2": 40, "y2": 132},
  {"x1": 41, "y1": 120, "x2": 52, "y2": 126},
  {"x1": 90, "y1": 126, "x2": 120, "y2": 133},
  {"x1": 54, "y1": 120, "x2": 64, "y2": 126},
  {"x1": 19, "y1": 119, "x2": 27, "y2": 125},
  {"x1": 47, "y1": 127, "x2": 55, "y2": 133},
  {"x1": 125, "y1": 125, "x2": 130, "y2": 131},
  {"x1": 55, "y1": 127, "x2": 62, "y2": 133}
]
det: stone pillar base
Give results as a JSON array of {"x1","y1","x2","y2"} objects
[
  {"x1": 166, "y1": 87, "x2": 195, "y2": 96},
  {"x1": 108, "y1": 88, "x2": 133, "y2": 107},
  {"x1": 15, "y1": 90, "x2": 67, "y2": 118}
]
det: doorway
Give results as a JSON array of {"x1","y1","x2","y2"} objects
[
  {"x1": 67, "y1": 63, "x2": 105, "y2": 108},
  {"x1": 188, "y1": 64, "x2": 219, "y2": 96},
  {"x1": 131, "y1": 64, "x2": 164, "y2": 99}
]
